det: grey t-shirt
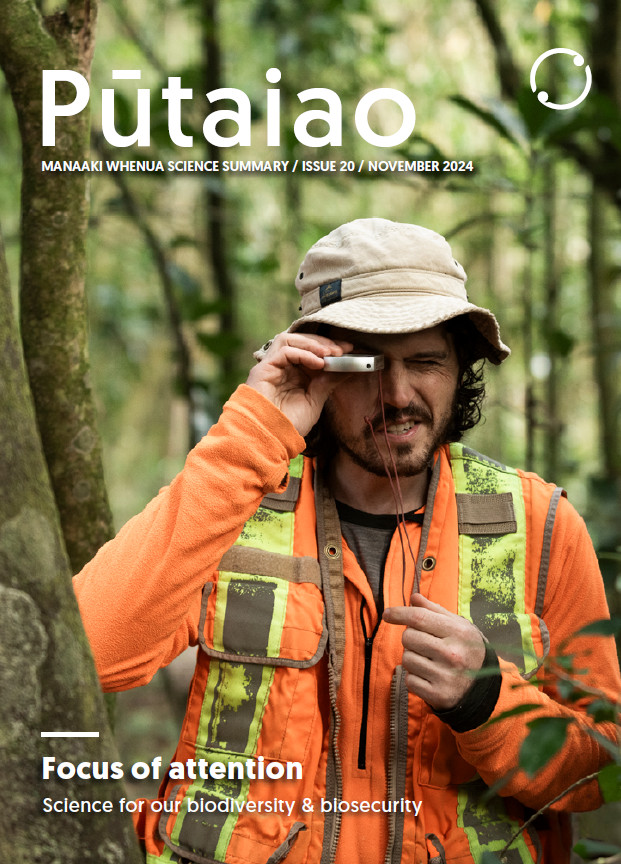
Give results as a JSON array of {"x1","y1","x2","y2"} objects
[{"x1": 336, "y1": 501, "x2": 424, "y2": 607}]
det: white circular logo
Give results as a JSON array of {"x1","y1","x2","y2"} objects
[{"x1": 530, "y1": 48, "x2": 592, "y2": 110}]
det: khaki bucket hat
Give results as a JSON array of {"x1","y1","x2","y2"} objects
[{"x1": 287, "y1": 218, "x2": 510, "y2": 364}]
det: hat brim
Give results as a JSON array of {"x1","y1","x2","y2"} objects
[{"x1": 288, "y1": 292, "x2": 510, "y2": 364}]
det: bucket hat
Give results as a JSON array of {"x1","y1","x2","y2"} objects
[{"x1": 286, "y1": 218, "x2": 509, "y2": 364}]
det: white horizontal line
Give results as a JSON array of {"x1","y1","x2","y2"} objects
[{"x1": 40, "y1": 732, "x2": 100, "y2": 738}]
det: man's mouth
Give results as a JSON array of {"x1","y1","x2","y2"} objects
[{"x1": 385, "y1": 420, "x2": 419, "y2": 435}]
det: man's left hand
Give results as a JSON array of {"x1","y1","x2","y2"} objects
[{"x1": 383, "y1": 593, "x2": 486, "y2": 711}]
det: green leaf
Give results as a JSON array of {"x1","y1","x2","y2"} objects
[
  {"x1": 519, "y1": 717, "x2": 572, "y2": 776},
  {"x1": 576, "y1": 616, "x2": 621, "y2": 638},
  {"x1": 587, "y1": 699, "x2": 618, "y2": 723},
  {"x1": 169, "y1": 234, "x2": 198, "y2": 250},
  {"x1": 547, "y1": 328, "x2": 575, "y2": 357},
  {"x1": 235, "y1": 251, "x2": 280, "y2": 274},
  {"x1": 598, "y1": 763, "x2": 621, "y2": 803},
  {"x1": 481, "y1": 853, "x2": 503, "y2": 864},
  {"x1": 484, "y1": 703, "x2": 542, "y2": 726},
  {"x1": 449, "y1": 95, "x2": 526, "y2": 150},
  {"x1": 573, "y1": 837, "x2": 621, "y2": 858},
  {"x1": 197, "y1": 331, "x2": 243, "y2": 356},
  {"x1": 556, "y1": 677, "x2": 587, "y2": 702}
]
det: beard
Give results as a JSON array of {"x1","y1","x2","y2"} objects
[{"x1": 321, "y1": 396, "x2": 457, "y2": 478}]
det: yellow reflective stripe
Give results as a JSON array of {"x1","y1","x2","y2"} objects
[
  {"x1": 457, "y1": 782, "x2": 535, "y2": 863},
  {"x1": 168, "y1": 457, "x2": 306, "y2": 860},
  {"x1": 236, "y1": 454, "x2": 303, "y2": 552},
  {"x1": 288, "y1": 453, "x2": 304, "y2": 479},
  {"x1": 450, "y1": 443, "x2": 538, "y2": 676}
]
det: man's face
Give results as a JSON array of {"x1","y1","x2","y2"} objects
[{"x1": 323, "y1": 326, "x2": 460, "y2": 478}]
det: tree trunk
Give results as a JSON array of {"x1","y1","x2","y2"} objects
[
  {"x1": 589, "y1": 186, "x2": 621, "y2": 480},
  {"x1": 202, "y1": 0, "x2": 239, "y2": 408},
  {"x1": 542, "y1": 11, "x2": 562, "y2": 481},
  {"x1": 0, "y1": 228, "x2": 142, "y2": 862},
  {"x1": 0, "y1": 0, "x2": 114, "y2": 574}
]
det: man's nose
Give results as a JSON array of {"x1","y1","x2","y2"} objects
[{"x1": 380, "y1": 361, "x2": 414, "y2": 409}]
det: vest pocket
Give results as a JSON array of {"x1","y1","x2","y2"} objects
[
  {"x1": 160, "y1": 552, "x2": 326, "y2": 863},
  {"x1": 195, "y1": 550, "x2": 327, "y2": 763},
  {"x1": 199, "y1": 550, "x2": 327, "y2": 667},
  {"x1": 158, "y1": 767, "x2": 309, "y2": 864}
]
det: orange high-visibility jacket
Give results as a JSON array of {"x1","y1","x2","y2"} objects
[{"x1": 74, "y1": 385, "x2": 621, "y2": 864}]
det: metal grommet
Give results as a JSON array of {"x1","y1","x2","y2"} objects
[
  {"x1": 324, "y1": 543, "x2": 341, "y2": 559},
  {"x1": 422, "y1": 556, "x2": 436, "y2": 571}
]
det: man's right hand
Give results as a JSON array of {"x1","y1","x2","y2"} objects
[{"x1": 246, "y1": 332, "x2": 353, "y2": 436}]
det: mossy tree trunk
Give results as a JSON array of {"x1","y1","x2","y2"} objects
[
  {"x1": 0, "y1": 2, "x2": 142, "y2": 860},
  {"x1": 0, "y1": 230, "x2": 143, "y2": 861},
  {"x1": 0, "y1": 0, "x2": 114, "y2": 575}
]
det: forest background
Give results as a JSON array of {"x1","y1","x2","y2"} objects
[{"x1": 0, "y1": 0, "x2": 620, "y2": 860}]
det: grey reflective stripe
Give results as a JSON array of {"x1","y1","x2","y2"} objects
[
  {"x1": 315, "y1": 466, "x2": 345, "y2": 864},
  {"x1": 173, "y1": 579, "x2": 278, "y2": 856},
  {"x1": 160, "y1": 785, "x2": 225, "y2": 864},
  {"x1": 385, "y1": 666, "x2": 408, "y2": 864},
  {"x1": 218, "y1": 546, "x2": 322, "y2": 588},
  {"x1": 535, "y1": 486, "x2": 564, "y2": 617},
  {"x1": 179, "y1": 782, "x2": 244, "y2": 861},
  {"x1": 456, "y1": 491, "x2": 517, "y2": 534},
  {"x1": 224, "y1": 577, "x2": 277, "y2": 656},
  {"x1": 266, "y1": 822, "x2": 307, "y2": 864},
  {"x1": 456, "y1": 779, "x2": 536, "y2": 863},
  {"x1": 260, "y1": 476, "x2": 303, "y2": 512},
  {"x1": 414, "y1": 454, "x2": 442, "y2": 593},
  {"x1": 162, "y1": 788, "x2": 304, "y2": 864},
  {"x1": 159, "y1": 454, "x2": 315, "y2": 864},
  {"x1": 450, "y1": 443, "x2": 539, "y2": 675},
  {"x1": 198, "y1": 582, "x2": 329, "y2": 668}
]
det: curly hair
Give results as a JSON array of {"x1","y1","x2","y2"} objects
[
  {"x1": 442, "y1": 315, "x2": 487, "y2": 441},
  {"x1": 304, "y1": 315, "x2": 487, "y2": 456}
]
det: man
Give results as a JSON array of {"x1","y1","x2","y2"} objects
[{"x1": 75, "y1": 219, "x2": 620, "y2": 864}]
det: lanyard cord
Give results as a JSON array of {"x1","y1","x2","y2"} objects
[{"x1": 364, "y1": 374, "x2": 418, "y2": 606}]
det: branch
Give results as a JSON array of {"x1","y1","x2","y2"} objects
[
  {"x1": 500, "y1": 771, "x2": 601, "y2": 857},
  {"x1": 471, "y1": 0, "x2": 521, "y2": 100},
  {"x1": 109, "y1": 0, "x2": 166, "y2": 75},
  {"x1": 94, "y1": 136, "x2": 199, "y2": 449}
]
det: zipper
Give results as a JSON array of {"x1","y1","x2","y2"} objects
[
  {"x1": 357, "y1": 598, "x2": 382, "y2": 771},
  {"x1": 358, "y1": 633, "x2": 374, "y2": 769},
  {"x1": 314, "y1": 469, "x2": 346, "y2": 864},
  {"x1": 384, "y1": 666, "x2": 408, "y2": 864},
  {"x1": 326, "y1": 664, "x2": 343, "y2": 864}
]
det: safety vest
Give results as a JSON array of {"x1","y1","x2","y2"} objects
[{"x1": 149, "y1": 444, "x2": 562, "y2": 864}]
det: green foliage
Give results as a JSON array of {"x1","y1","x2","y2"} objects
[
  {"x1": 573, "y1": 838, "x2": 621, "y2": 859},
  {"x1": 598, "y1": 764, "x2": 621, "y2": 804},
  {"x1": 484, "y1": 703, "x2": 543, "y2": 725},
  {"x1": 196, "y1": 330, "x2": 243, "y2": 356},
  {"x1": 577, "y1": 617, "x2": 621, "y2": 639},
  {"x1": 519, "y1": 717, "x2": 573, "y2": 776},
  {"x1": 450, "y1": 95, "x2": 527, "y2": 151},
  {"x1": 588, "y1": 700, "x2": 620, "y2": 724},
  {"x1": 546, "y1": 327, "x2": 574, "y2": 358}
]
